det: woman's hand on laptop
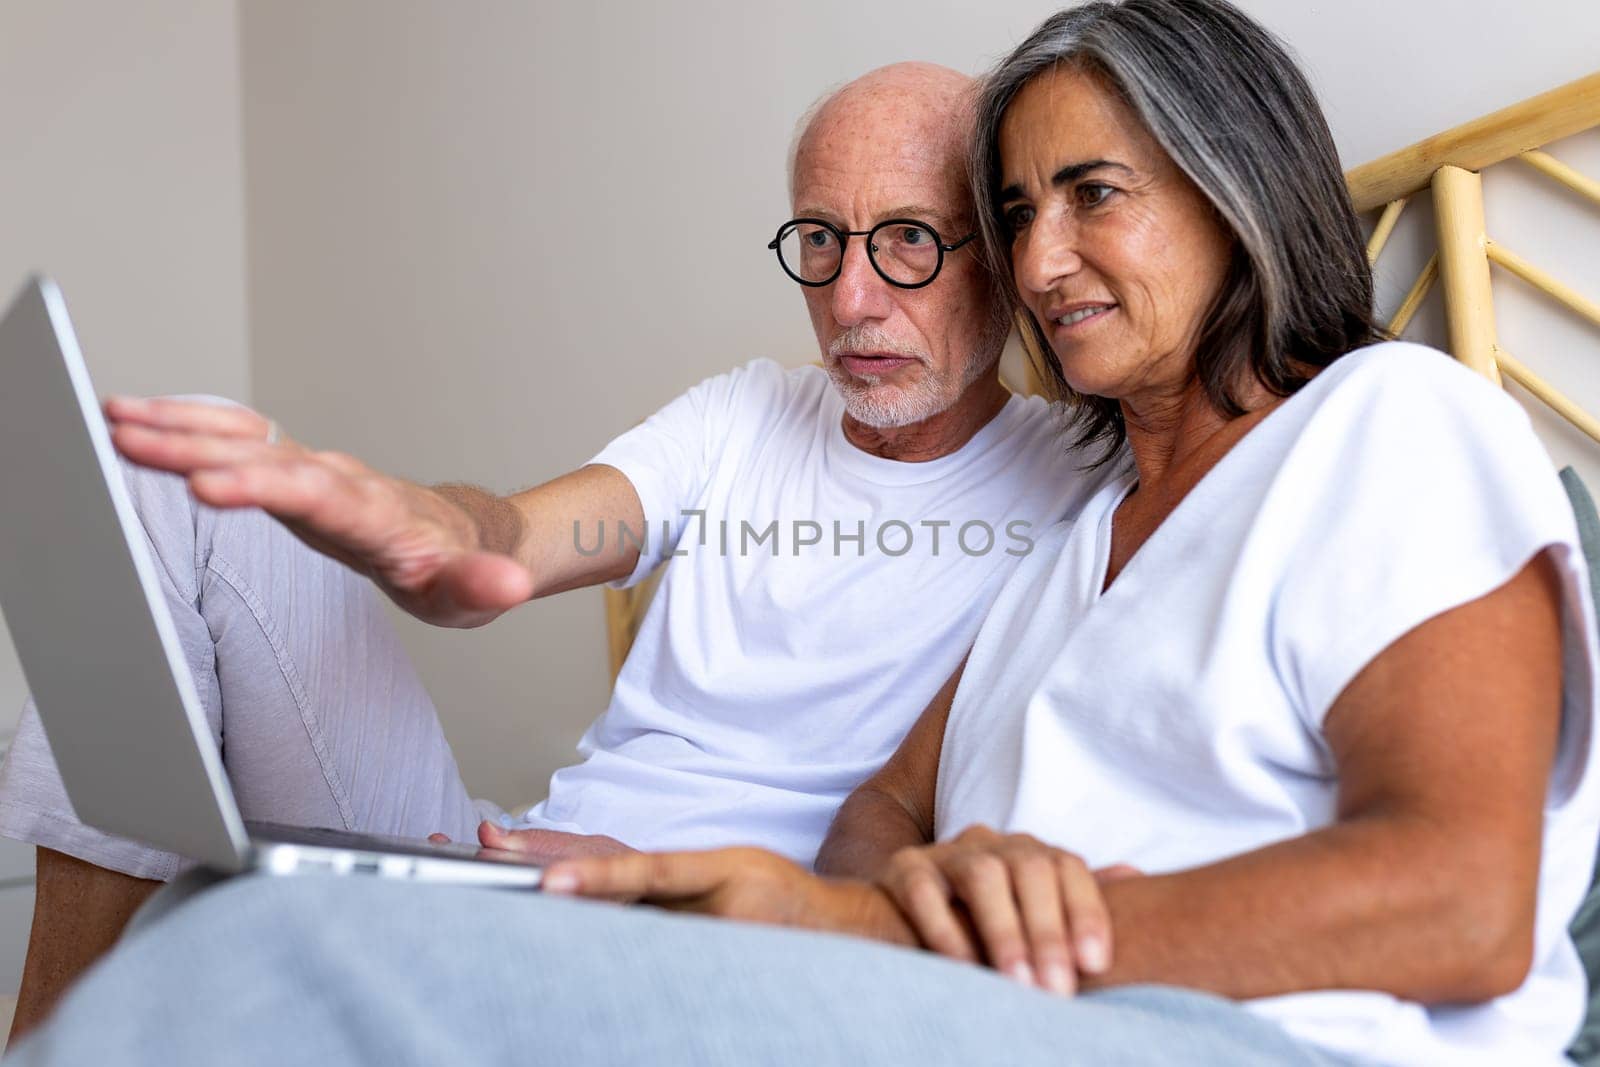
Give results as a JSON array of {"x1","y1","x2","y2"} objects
[
  {"x1": 539, "y1": 847, "x2": 921, "y2": 947},
  {"x1": 104, "y1": 395, "x2": 533, "y2": 627},
  {"x1": 426, "y1": 822, "x2": 635, "y2": 862}
]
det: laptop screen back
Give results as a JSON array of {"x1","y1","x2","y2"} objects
[{"x1": 0, "y1": 277, "x2": 249, "y2": 871}]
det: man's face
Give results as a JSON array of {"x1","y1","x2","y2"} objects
[{"x1": 791, "y1": 97, "x2": 1002, "y2": 430}]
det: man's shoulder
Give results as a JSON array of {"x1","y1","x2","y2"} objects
[
  {"x1": 697, "y1": 357, "x2": 832, "y2": 426},
  {"x1": 1005, "y1": 390, "x2": 1061, "y2": 433},
  {"x1": 729, "y1": 357, "x2": 828, "y2": 394},
  {"x1": 985, "y1": 391, "x2": 1077, "y2": 468},
  {"x1": 695, "y1": 357, "x2": 823, "y2": 396}
]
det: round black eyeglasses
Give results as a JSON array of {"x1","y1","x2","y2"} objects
[{"x1": 767, "y1": 218, "x2": 977, "y2": 290}]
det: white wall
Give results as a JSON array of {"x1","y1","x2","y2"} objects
[
  {"x1": 0, "y1": 0, "x2": 249, "y2": 990},
  {"x1": 235, "y1": 0, "x2": 1600, "y2": 808},
  {"x1": 0, "y1": 1, "x2": 251, "y2": 741}
]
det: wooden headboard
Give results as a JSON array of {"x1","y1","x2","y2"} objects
[{"x1": 1348, "y1": 70, "x2": 1600, "y2": 438}]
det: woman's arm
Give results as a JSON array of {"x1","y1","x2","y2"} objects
[
  {"x1": 544, "y1": 553, "x2": 1566, "y2": 1004},
  {"x1": 1077, "y1": 550, "x2": 1564, "y2": 1001}
]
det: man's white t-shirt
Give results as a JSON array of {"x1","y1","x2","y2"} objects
[
  {"x1": 937, "y1": 342, "x2": 1600, "y2": 1066},
  {"x1": 519, "y1": 359, "x2": 1104, "y2": 864}
]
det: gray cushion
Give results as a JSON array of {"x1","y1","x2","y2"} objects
[{"x1": 1561, "y1": 466, "x2": 1600, "y2": 1065}]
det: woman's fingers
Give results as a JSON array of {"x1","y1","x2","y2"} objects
[
  {"x1": 947, "y1": 850, "x2": 1032, "y2": 984},
  {"x1": 883, "y1": 851, "x2": 980, "y2": 963},
  {"x1": 1093, "y1": 862, "x2": 1144, "y2": 885},
  {"x1": 543, "y1": 849, "x2": 733, "y2": 904},
  {"x1": 1009, "y1": 850, "x2": 1076, "y2": 994},
  {"x1": 477, "y1": 822, "x2": 634, "y2": 861},
  {"x1": 1059, "y1": 852, "x2": 1113, "y2": 974},
  {"x1": 541, "y1": 850, "x2": 662, "y2": 901},
  {"x1": 546, "y1": 849, "x2": 889, "y2": 939},
  {"x1": 105, "y1": 395, "x2": 273, "y2": 440},
  {"x1": 882, "y1": 834, "x2": 1122, "y2": 994}
]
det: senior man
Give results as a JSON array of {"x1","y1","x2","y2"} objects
[{"x1": 0, "y1": 62, "x2": 1097, "y2": 1035}]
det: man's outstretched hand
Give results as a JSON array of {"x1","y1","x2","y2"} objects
[{"x1": 106, "y1": 396, "x2": 534, "y2": 627}]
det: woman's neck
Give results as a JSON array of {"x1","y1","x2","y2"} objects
[
  {"x1": 1119, "y1": 375, "x2": 1281, "y2": 496},
  {"x1": 1101, "y1": 374, "x2": 1287, "y2": 592}
]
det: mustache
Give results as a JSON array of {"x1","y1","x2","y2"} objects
[{"x1": 827, "y1": 327, "x2": 927, "y2": 361}]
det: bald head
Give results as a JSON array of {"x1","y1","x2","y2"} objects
[{"x1": 788, "y1": 62, "x2": 975, "y2": 207}]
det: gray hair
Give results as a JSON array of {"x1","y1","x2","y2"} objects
[
  {"x1": 971, "y1": 0, "x2": 1381, "y2": 461},
  {"x1": 787, "y1": 82, "x2": 845, "y2": 202}
]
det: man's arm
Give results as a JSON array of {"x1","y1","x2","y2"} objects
[
  {"x1": 813, "y1": 660, "x2": 963, "y2": 879},
  {"x1": 105, "y1": 397, "x2": 645, "y2": 626},
  {"x1": 434, "y1": 464, "x2": 644, "y2": 599}
]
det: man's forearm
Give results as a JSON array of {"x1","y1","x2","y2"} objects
[
  {"x1": 1086, "y1": 815, "x2": 1534, "y2": 1003},
  {"x1": 432, "y1": 465, "x2": 643, "y2": 596},
  {"x1": 432, "y1": 483, "x2": 528, "y2": 559}
]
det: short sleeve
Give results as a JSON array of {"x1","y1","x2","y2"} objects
[
  {"x1": 586, "y1": 359, "x2": 793, "y2": 587},
  {"x1": 1267, "y1": 345, "x2": 1596, "y2": 802}
]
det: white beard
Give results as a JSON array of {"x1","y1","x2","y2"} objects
[
  {"x1": 826, "y1": 361, "x2": 951, "y2": 428},
  {"x1": 825, "y1": 322, "x2": 1004, "y2": 429}
]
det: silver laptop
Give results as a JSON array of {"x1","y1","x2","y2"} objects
[{"x1": 0, "y1": 276, "x2": 543, "y2": 888}]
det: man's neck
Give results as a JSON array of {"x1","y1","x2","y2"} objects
[{"x1": 840, "y1": 374, "x2": 1011, "y2": 462}]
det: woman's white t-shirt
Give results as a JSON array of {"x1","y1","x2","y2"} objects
[{"x1": 936, "y1": 342, "x2": 1600, "y2": 1066}]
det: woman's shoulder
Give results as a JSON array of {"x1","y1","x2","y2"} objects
[
  {"x1": 1283, "y1": 340, "x2": 1536, "y2": 455},
  {"x1": 1247, "y1": 339, "x2": 1572, "y2": 577},
  {"x1": 1310, "y1": 340, "x2": 1524, "y2": 418}
]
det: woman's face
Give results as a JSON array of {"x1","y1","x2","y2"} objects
[{"x1": 998, "y1": 66, "x2": 1234, "y2": 406}]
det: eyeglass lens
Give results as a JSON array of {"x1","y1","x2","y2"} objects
[{"x1": 775, "y1": 221, "x2": 943, "y2": 286}]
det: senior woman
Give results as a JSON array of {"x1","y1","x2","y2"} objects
[{"x1": 9, "y1": 2, "x2": 1599, "y2": 1065}]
